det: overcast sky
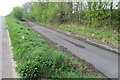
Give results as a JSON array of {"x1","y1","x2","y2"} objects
[{"x1": 0, "y1": 0, "x2": 33, "y2": 16}]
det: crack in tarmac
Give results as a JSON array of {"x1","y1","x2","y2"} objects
[{"x1": 58, "y1": 36, "x2": 85, "y2": 48}]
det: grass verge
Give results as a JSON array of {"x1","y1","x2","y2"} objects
[
  {"x1": 6, "y1": 16, "x2": 105, "y2": 79},
  {"x1": 51, "y1": 24, "x2": 119, "y2": 48}
]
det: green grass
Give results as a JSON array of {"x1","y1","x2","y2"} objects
[
  {"x1": 6, "y1": 16, "x2": 105, "y2": 79},
  {"x1": 52, "y1": 24, "x2": 119, "y2": 48}
]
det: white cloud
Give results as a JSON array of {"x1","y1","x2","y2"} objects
[{"x1": 0, "y1": 0, "x2": 32, "y2": 16}]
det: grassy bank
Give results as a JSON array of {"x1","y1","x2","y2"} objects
[
  {"x1": 50, "y1": 24, "x2": 119, "y2": 48},
  {"x1": 6, "y1": 16, "x2": 105, "y2": 79}
]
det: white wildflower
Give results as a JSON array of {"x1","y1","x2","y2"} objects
[
  {"x1": 22, "y1": 36, "x2": 25, "y2": 39},
  {"x1": 92, "y1": 34, "x2": 94, "y2": 36}
]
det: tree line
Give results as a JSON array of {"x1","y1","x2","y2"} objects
[{"x1": 11, "y1": 1, "x2": 120, "y2": 31}]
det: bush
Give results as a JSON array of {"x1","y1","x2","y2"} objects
[
  {"x1": 16, "y1": 60, "x2": 40, "y2": 78},
  {"x1": 11, "y1": 6, "x2": 23, "y2": 20}
]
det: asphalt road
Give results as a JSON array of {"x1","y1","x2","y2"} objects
[
  {"x1": 1, "y1": 16, "x2": 17, "y2": 78},
  {"x1": 27, "y1": 22, "x2": 119, "y2": 78}
]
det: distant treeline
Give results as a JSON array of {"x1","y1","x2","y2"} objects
[{"x1": 11, "y1": 1, "x2": 120, "y2": 30}]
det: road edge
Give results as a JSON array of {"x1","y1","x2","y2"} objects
[
  {"x1": 7, "y1": 29, "x2": 19, "y2": 78},
  {"x1": 5, "y1": 19, "x2": 19, "y2": 78}
]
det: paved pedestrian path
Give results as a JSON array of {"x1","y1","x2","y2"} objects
[{"x1": 1, "y1": 16, "x2": 18, "y2": 78}]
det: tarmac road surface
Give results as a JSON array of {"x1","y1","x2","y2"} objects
[{"x1": 26, "y1": 21, "x2": 119, "y2": 78}]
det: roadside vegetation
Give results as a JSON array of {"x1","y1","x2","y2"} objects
[
  {"x1": 7, "y1": 1, "x2": 119, "y2": 79},
  {"x1": 14, "y1": 1, "x2": 119, "y2": 48},
  {"x1": 6, "y1": 16, "x2": 105, "y2": 79},
  {"x1": 54, "y1": 24, "x2": 119, "y2": 48}
]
